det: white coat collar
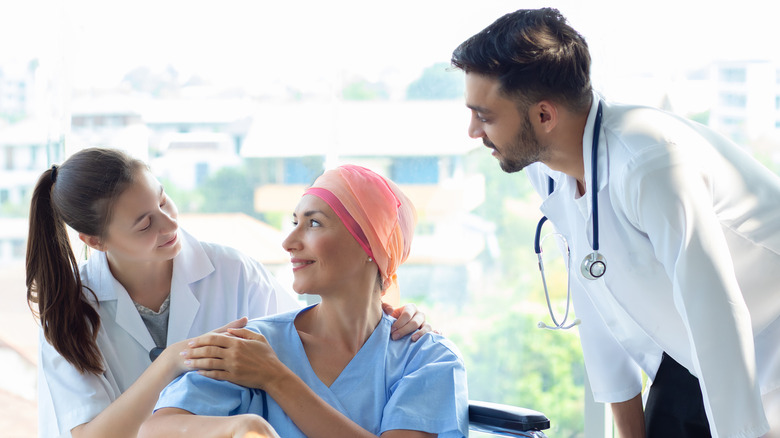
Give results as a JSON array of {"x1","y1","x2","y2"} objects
[{"x1": 82, "y1": 228, "x2": 214, "y2": 351}]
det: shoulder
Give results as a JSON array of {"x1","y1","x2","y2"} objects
[
  {"x1": 382, "y1": 315, "x2": 464, "y2": 367},
  {"x1": 245, "y1": 306, "x2": 304, "y2": 333}
]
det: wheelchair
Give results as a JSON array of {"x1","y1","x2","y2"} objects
[{"x1": 468, "y1": 400, "x2": 550, "y2": 437}]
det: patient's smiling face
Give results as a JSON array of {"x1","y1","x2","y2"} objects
[{"x1": 282, "y1": 195, "x2": 369, "y2": 296}]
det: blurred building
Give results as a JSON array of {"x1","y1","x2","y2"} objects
[{"x1": 708, "y1": 60, "x2": 780, "y2": 145}]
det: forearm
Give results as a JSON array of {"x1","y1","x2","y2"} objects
[
  {"x1": 71, "y1": 347, "x2": 184, "y2": 438},
  {"x1": 265, "y1": 370, "x2": 376, "y2": 438},
  {"x1": 611, "y1": 393, "x2": 645, "y2": 438},
  {"x1": 139, "y1": 410, "x2": 274, "y2": 438}
]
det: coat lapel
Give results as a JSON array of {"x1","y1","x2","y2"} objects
[{"x1": 167, "y1": 230, "x2": 214, "y2": 344}]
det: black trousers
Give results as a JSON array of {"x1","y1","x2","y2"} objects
[{"x1": 645, "y1": 352, "x2": 712, "y2": 437}]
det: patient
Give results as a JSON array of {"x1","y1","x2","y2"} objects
[{"x1": 139, "y1": 165, "x2": 469, "y2": 438}]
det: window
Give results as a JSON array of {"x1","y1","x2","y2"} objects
[
  {"x1": 720, "y1": 92, "x2": 747, "y2": 108},
  {"x1": 720, "y1": 67, "x2": 747, "y2": 83}
]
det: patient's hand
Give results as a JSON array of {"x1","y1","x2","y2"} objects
[
  {"x1": 182, "y1": 329, "x2": 290, "y2": 390},
  {"x1": 382, "y1": 303, "x2": 435, "y2": 341}
]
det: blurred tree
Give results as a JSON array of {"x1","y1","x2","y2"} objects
[
  {"x1": 198, "y1": 166, "x2": 257, "y2": 217},
  {"x1": 406, "y1": 62, "x2": 464, "y2": 100},
  {"x1": 342, "y1": 78, "x2": 389, "y2": 100},
  {"x1": 121, "y1": 64, "x2": 181, "y2": 97}
]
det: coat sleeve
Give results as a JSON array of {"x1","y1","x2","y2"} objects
[
  {"x1": 571, "y1": 282, "x2": 645, "y2": 403},
  {"x1": 620, "y1": 145, "x2": 768, "y2": 436},
  {"x1": 239, "y1": 252, "x2": 301, "y2": 319},
  {"x1": 38, "y1": 329, "x2": 115, "y2": 437}
]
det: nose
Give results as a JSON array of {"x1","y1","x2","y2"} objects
[
  {"x1": 160, "y1": 211, "x2": 178, "y2": 234},
  {"x1": 468, "y1": 117, "x2": 484, "y2": 139},
  {"x1": 282, "y1": 227, "x2": 301, "y2": 253}
]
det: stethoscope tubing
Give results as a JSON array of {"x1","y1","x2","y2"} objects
[{"x1": 534, "y1": 100, "x2": 604, "y2": 330}]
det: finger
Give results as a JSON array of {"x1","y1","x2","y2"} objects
[
  {"x1": 185, "y1": 345, "x2": 229, "y2": 360},
  {"x1": 409, "y1": 310, "x2": 426, "y2": 330},
  {"x1": 188, "y1": 332, "x2": 235, "y2": 349},
  {"x1": 213, "y1": 317, "x2": 249, "y2": 333},
  {"x1": 411, "y1": 323, "x2": 436, "y2": 342},
  {"x1": 381, "y1": 302, "x2": 394, "y2": 315},
  {"x1": 186, "y1": 357, "x2": 228, "y2": 372},
  {"x1": 197, "y1": 369, "x2": 231, "y2": 381},
  {"x1": 227, "y1": 328, "x2": 266, "y2": 341},
  {"x1": 391, "y1": 303, "x2": 416, "y2": 331}
]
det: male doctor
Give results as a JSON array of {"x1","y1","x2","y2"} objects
[{"x1": 451, "y1": 7, "x2": 780, "y2": 438}]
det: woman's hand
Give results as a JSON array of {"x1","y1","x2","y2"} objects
[
  {"x1": 160, "y1": 317, "x2": 250, "y2": 376},
  {"x1": 382, "y1": 303, "x2": 436, "y2": 341},
  {"x1": 182, "y1": 328, "x2": 289, "y2": 390}
]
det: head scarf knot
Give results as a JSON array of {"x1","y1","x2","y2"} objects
[{"x1": 304, "y1": 165, "x2": 416, "y2": 295}]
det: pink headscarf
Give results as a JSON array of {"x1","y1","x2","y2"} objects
[{"x1": 304, "y1": 165, "x2": 416, "y2": 295}]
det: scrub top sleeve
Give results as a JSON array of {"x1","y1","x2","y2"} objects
[
  {"x1": 570, "y1": 282, "x2": 644, "y2": 403},
  {"x1": 38, "y1": 330, "x2": 113, "y2": 437},
  {"x1": 380, "y1": 338, "x2": 469, "y2": 437},
  {"x1": 624, "y1": 148, "x2": 767, "y2": 435},
  {"x1": 154, "y1": 371, "x2": 253, "y2": 416}
]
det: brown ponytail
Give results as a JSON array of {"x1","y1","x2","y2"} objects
[{"x1": 26, "y1": 148, "x2": 144, "y2": 375}]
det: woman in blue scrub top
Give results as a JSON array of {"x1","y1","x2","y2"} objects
[
  {"x1": 26, "y1": 149, "x2": 429, "y2": 438},
  {"x1": 140, "y1": 165, "x2": 469, "y2": 438}
]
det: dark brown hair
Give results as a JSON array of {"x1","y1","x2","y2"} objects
[
  {"x1": 451, "y1": 7, "x2": 592, "y2": 113},
  {"x1": 26, "y1": 147, "x2": 144, "y2": 374}
]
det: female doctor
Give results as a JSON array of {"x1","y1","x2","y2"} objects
[
  {"x1": 452, "y1": 8, "x2": 780, "y2": 437},
  {"x1": 26, "y1": 147, "x2": 428, "y2": 438}
]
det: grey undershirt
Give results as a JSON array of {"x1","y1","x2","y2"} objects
[{"x1": 134, "y1": 295, "x2": 171, "y2": 350}]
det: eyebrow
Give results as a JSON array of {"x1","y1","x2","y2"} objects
[
  {"x1": 294, "y1": 209, "x2": 328, "y2": 219},
  {"x1": 466, "y1": 104, "x2": 492, "y2": 114},
  {"x1": 131, "y1": 186, "x2": 164, "y2": 227}
]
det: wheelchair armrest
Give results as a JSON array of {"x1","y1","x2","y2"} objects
[{"x1": 468, "y1": 399, "x2": 550, "y2": 433}]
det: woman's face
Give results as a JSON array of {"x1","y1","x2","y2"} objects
[
  {"x1": 98, "y1": 168, "x2": 181, "y2": 265},
  {"x1": 282, "y1": 195, "x2": 373, "y2": 296}
]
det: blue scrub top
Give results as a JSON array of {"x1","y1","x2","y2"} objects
[{"x1": 156, "y1": 305, "x2": 469, "y2": 437}]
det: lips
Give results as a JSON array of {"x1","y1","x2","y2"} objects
[
  {"x1": 290, "y1": 258, "x2": 314, "y2": 271},
  {"x1": 159, "y1": 232, "x2": 178, "y2": 247}
]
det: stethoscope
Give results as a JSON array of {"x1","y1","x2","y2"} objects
[{"x1": 535, "y1": 101, "x2": 606, "y2": 330}]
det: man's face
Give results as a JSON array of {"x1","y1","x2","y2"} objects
[{"x1": 464, "y1": 73, "x2": 546, "y2": 173}]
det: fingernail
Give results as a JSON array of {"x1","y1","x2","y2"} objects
[
  {"x1": 188, "y1": 341, "x2": 195, "y2": 347},
  {"x1": 184, "y1": 360, "x2": 192, "y2": 367},
  {"x1": 180, "y1": 350, "x2": 187, "y2": 356}
]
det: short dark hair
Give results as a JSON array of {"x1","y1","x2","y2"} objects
[{"x1": 451, "y1": 8, "x2": 592, "y2": 112}]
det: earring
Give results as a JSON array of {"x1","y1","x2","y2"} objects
[{"x1": 368, "y1": 257, "x2": 373, "y2": 262}]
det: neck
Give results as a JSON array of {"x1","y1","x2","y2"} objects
[
  {"x1": 303, "y1": 291, "x2": 383, "y2": 353},
  {"x1": 542, "y1": 102, "x2": 592, "y2": 194},
  {"x1": 106, "y1": 256, "x2": 173, "y2": 311}
]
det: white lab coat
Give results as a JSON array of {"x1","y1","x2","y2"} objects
[
  {"x1": 526, "y1": 93, "x2": 780, "y2": 437},
  {"x1": 37, "y1": 229, "x2": 300, "y2": 438}
]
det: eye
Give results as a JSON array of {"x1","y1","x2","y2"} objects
[
  {"x1": 310, "y1": 219, "x2": 321, "y2": 227},
  {"x1": 139, "y1": 219, "x2": 152, "y2": 232},
  {"x1": 476, "y1": 113, "x2": 489, "y2": 123}
]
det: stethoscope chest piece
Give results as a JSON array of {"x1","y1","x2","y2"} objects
[{"x1": 580, "y1": 251, "x2": 606, "y2": 280}]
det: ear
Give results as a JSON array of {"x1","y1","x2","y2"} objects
[
  {"x1": 531, "y1": 100, "x2": 559, "y2": 134},
  {"x1": 79, "y1": 233, "x2": 105, "y2": 251}
]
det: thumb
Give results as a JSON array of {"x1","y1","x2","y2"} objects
[{"x1": 214, "y1": 317, "x2": 248, "y2": 333}]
